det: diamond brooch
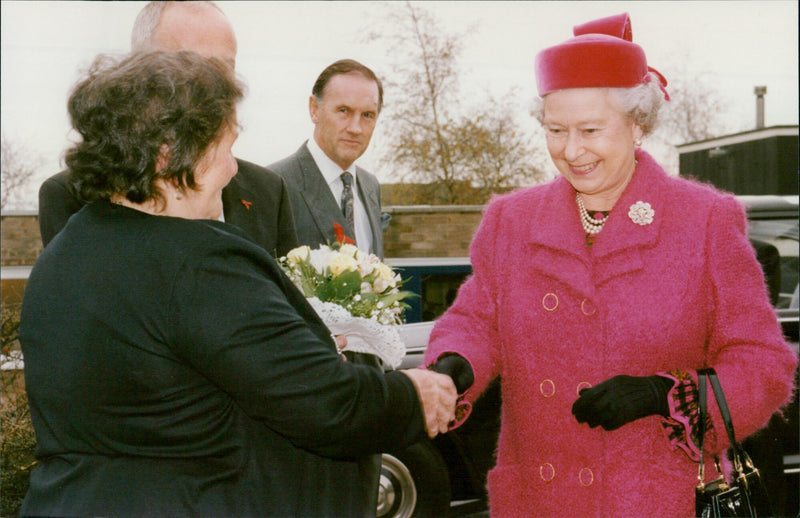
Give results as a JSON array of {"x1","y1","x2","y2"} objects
[{"x1": 628, "y1": 201, "x2": 654, "y2": 226}]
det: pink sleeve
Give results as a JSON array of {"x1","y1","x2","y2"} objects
[
  {"x1": 425, "y1": 201, "x2": 504, "y2": 407},
  {"x1": 703, "y1": 195, "x2": 797, "y2": 450}
]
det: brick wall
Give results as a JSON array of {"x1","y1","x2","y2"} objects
[
  {"x1": 1, "y1": 207, "x2": 484, "y2": 268},
  {"x1": 0, "y1": 207, "x2": 484, "y2": 305},
  {"x1": 1, "y1": 213, "x2": 41, "y2": 267},
  {"x1": 383, "y1": 205, "x2": 483, "y2": 258}
]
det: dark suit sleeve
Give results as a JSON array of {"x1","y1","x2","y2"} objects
[
  {"x1": 170, "y1": 237, "x2": 425, "y2": 459},
  {"x1": 38, "y1": 171, "x2": 85, "y2": 247},
  {"x1": 275, "y1": 176, "x2": 300, "y2": 257},
  {"x1": 225, "y1": 160, "x2": 300, "y2": 258}
]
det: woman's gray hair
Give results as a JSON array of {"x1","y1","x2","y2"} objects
[{"x1": 531, "y1": 72, "x2": 665, "y2": 136}]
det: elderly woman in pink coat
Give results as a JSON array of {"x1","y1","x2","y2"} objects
[{"x1": 425, "y1": 13, "x2": 797, "y2": 518}]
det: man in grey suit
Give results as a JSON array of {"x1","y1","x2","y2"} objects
[
  {"x1": 268, "y1": 59, "x2": 385, "y2": 257},
  {"x1": 38, "y1": 1, "x2": 299, "y2": 257},
  {"x1": 268, "y1": 59, "x2": 387, "y2": 515}
]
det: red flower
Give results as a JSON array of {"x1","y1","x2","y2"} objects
[
  {"x1": 333, "y1": 222, "x2": 356, "y2": 246},
  {"x1": 241, "y1": 199, "x2": 252, "y2": 210}
]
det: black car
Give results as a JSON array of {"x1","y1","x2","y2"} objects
[{"x1": 379, "y1": 195, "x2": 799, "y2": 518}]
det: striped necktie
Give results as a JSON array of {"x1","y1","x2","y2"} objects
[{"x1": 340, "y1": 171, "x2": 355, "y2": 233}]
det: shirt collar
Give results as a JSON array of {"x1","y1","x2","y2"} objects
[{"x1": 306, "y1": 136, "x2": 355, "y2": 187}]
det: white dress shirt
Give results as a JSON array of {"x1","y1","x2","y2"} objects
[{"x1": 306, "y1": 137, "x2": 373, "y2": 253}]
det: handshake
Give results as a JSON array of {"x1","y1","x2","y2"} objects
[
  {"x1": 400, "y1": 354, "x2": 475, "y2": 438},
  {"x1": 400, "y1": 368, "x2": 458, "y2": 438},
  {"x1": 335, "y1": 336, "x2": 471, "y2": 438}
]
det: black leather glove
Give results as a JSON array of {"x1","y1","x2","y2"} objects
[
  {"x1": 430, "y1": 354, "x2": 474, "y2": 394},
  {"x1": 572, "y1": 374, "x2": 673, "y2": 431}
]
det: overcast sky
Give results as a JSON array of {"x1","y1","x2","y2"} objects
[{"x1": 2, "y1": 0, "x2": 798, "y2": 210}]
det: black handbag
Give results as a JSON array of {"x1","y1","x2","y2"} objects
[{"x1": 695, "y1": 368, "x2": 773, "y2": 518}]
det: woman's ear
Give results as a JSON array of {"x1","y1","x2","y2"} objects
[{"x1": 633, "y1": 124, "x2": 644, "y2": 144}]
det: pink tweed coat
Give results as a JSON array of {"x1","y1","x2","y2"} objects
[{"x1": 425, "y1": 150, "x2": 797, "y2": 517}]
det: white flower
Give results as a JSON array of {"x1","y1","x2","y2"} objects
[
  {"x1": 286, "y1": 245, "x2": 311, "y2": 264},
  {"x1": 307, "y1": 245, "x2": 333, "y2": 274},
  {"x1": 339, "y1": 243, "x2": 359, "y2": 258},
  {"x1": 628, "y1": 201, "x2": 655, "y2": 226},
  {"x1": 361, "y1": 282, "x2": 373, "y2": 293},
  {"x1": 358, "y1": 262, "x2": 375, "y2": 277},
  {"x1": 373, "y1": 277, "x2": 389, "y2": 293}
]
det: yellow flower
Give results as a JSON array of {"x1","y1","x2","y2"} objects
[
  {"x1": 375, "y1": 263, "x2": 394, "y2": 282},
  {"x1": 328, "y1": 252, "x2": 358, "y2": 276}
]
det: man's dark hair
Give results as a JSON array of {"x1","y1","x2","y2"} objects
[
  {"x1": 65, "y1": 50, "x2": 244, "y2": 206},
  {"x1": 311, "y1": 59, "x2": 383, "y2": 112}
]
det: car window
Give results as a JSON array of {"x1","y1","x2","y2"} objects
[{"x1": 748, "y1": 218, "x2": 799, "y2": 309}]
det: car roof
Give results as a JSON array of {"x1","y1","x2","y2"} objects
[{"x1": 738, "y1": 195, "x2": 799, "y2": 219}]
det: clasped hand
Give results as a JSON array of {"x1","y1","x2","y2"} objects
[
  {"x1": 571, "y1": 374, "x2": 672, "y2": 431},
  {"x1": 401, "y1": 369, "x2": 458, "y2": 438}
]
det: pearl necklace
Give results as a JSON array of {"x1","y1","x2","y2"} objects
[{"x1": 576, "y1": 193, "x2": 608, "y2": 235}]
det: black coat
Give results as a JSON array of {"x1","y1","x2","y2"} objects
[
  {"x1": 20, "y1": 201, "x2": 425, "y2": 517},
  {"x1": 37, "y1": 159, "x2": 299, "y2": 257}
]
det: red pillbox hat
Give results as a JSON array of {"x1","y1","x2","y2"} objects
[{"x1": 535, "y1": 13, "x2": 668, "y2": 99}]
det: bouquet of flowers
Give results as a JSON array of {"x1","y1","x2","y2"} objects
[{"x1": 279, "y1": 234, "x2": 414, "y2": 368}]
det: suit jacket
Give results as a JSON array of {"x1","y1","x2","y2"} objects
[
  {"x1": 38, "y1": 158, "x2": 299, "y2": 257},
  {"x1": 19, "y1": 201, "x2": 425, "y2": 517},
  {"x1": 268, "y1": 143, "x2": 384, "y2": 257},
  {"x1": 424, "y1": 149, "x2": 797, "y2": 517},
  {"x1": 268, "y1": 142, "x2": 386, "y2": 516}
]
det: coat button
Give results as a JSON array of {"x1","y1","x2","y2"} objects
[
  {"x1": 542, "y1": 293, "x2": 559, "y2": 311},
  {"x1": 539, "y1": 379, "x2": 555, "y2": 397},
  {"x1": 539, "y1": 463, "x2": 555, "y2": 482},
  {"x1": 579, "y1": 467, "x2": 594, "y2": 487},
  {"x1": 576, "y1": 381, "x2": 592, "y2": 396},
  {"x1": 581, "y1": 299, "x2": 596, "y2": 316}
]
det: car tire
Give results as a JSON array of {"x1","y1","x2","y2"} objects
[{"x1": 378, "y1": 440, "x2": 451, "y2": 518}]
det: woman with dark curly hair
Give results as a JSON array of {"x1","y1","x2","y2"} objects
[{"x1": 19, "y1": 51, "x2": 456, "y2": 517}]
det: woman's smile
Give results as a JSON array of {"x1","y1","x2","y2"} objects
[{"x1": 570, "y1": 161, "x2": 599, "y2": 175}]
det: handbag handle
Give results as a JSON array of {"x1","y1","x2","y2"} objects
[{"x1": 697, "y1": 368, "x2": 755, "y2": 481}]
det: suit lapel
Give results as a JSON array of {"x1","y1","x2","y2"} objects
[
  {"x1": 294, "y1": 145, "x2": 348, "y2": 245},
  {"x1": 355, "y1": 167, "x2": 382, "y2": 255}
]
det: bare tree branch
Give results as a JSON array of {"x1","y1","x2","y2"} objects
[
  {"x1": 367, "y1": 2, "x2": 549, "y2": 204},
  {"x1": 1, "y1": 135, "x2": 43, "y2": 211}
]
